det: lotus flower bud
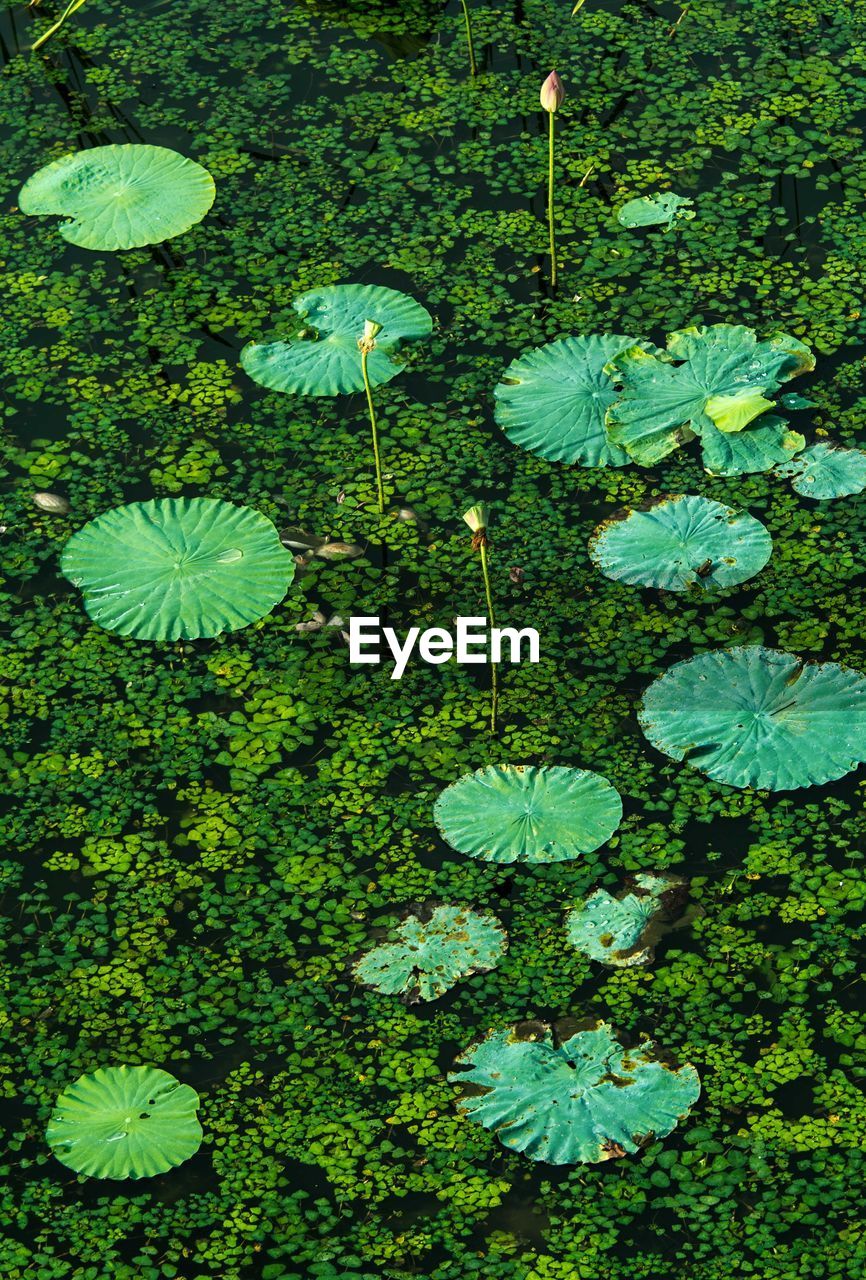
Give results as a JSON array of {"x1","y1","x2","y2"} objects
[
  {"x1": 540, "y1": 70, "x2": 565, "y2": 114},
  {"x1": 462, "y1": 503, "x2": 490, "y2": 534},
  {"x1": 358, "y1": 318, "x2": 383, "y2": 352}
]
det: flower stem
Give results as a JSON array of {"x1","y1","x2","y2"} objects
[
  {"x1": 548, "y1": 110, "x2": 557, "y2": 287},
  {"x1": 32, "y1": 0, "x2": 88, "y2": 51},
  {"x1": 459, "y1": 0, "x2": 477, "y2": 78},
  {"x1": 361, "y1": 348, "x2": 385, "y2": 514},
  {"x1": 479, "y1": 540, "x2": 498, "y2": 735}
]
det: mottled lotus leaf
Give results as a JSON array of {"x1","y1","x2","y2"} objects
[
  {"x1": 61, "y1": 497, "x2": 295, "y2": 641},
  {"x1": 493, "y1": 335, "x2": 660, "y2": 467},
  {"x1": 46, "y1": 1066, "x2": 202, "y2": 1180},
  {"x1": 566, "y1": 874, "x2": 680, "y2": 967},
  {"x1": 434, "y1": 764, "x2": 622, "y2": 864},
  {"x1": 589, "y1": 494, "x2": 772, "y2": 592},
  {"x1": 606, "y1": 325, "x2": 815, "y2": 467},
  {"x1": 701, "y1": 414, "x2": 805, "y2": 476},
  {"x1": 19, "y1": 145, "x2": 215, "y2": 250},
  {"x1": 353, "y1": 904, "x2": 506, "y2": 1001},
  {"x1": 640, "y1": 645, "x2": 866, "y2": 791},
  {"x1": 617, "y1": 192, "x2": 695, "y2": 231},
  {"x1": 240, "y1": 284, "x2": 432, "y2": 396},
  {"x1": 777, "y1": 442, "x2": 866, "y2": 499},
  {"x1": 449, "y1": 1021, "x2": 700, "y2": 1165}
]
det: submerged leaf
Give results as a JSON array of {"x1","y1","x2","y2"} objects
[
  {"x1": 565, "y1": 874, "x2": 684, "y2": 967},
  {"x1": 449, "y1": 1021, "x2": 700, "y2": 1164},
  {"x1": 353, "y1": 905, "x2": 506, "y2": 1001},
  {"x1": 777, "y1": 442, "x2": 866, "y2": 499},
  {"x1": 617, "y1": 192, "x2": 694, "y2": 231}
]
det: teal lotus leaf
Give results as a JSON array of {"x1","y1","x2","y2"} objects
[
  {"x1": 589, "y1": 494, "x2": 772, "y2": 592},
  {"x1": 640, "y1": 645, "x2": 866, "y2": 791},
  {"x1": 700, "y1": 413, "x2": 805, "y2": 476},
  {"x1": 46, "y1": 1065, "x2": 202, "y2": 1179},
  {"x1": 617, "y1": 192, "x2": 695, "y2": 231},
  {"x1": 19, "y1": 145, "x2": 215, "y2": 250},
  {"x1": 240, "y1": 284, "x2": 432, "y2": 396},
  {"x1": 61, "y1": 497, "x2": 295, "y2": 641},
  {"x1": 433, "y1": 764, "x2": 622, "y2": 864},
  {"x1": 353, "y1": 904, "x2": 506, "y2": 1001},
  {"x1": 777, "y1": 442, "x2": 866, "y2": 499},
  {"x1": 606, "y1": 325, "x2": 815, "y2": 467},
  {"x1": 565, "y1": 874, "x2": 680, "y2": 967},
  {"x1": 449, "y1": 1021, "x2": 700, "y2": 1165},
  {"x1": 494, "y1": 335, "x2": 661, "y2": 467}
]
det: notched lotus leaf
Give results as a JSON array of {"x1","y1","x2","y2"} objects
[
  {"x1": 617, "y1": 192, "x2": 695, "y2": 231},
  {"x1": 353, "y1": 904, "x2": 506, "y2": 1001},
  {"x1": 589, "y1": 494, "x2": 772, "y2": 593},
  {"x1": 61, "y1": 497, "x2": 295, "y2": 641},
  {"x1": 19, "y1": 145, "x2": 215, "y2": 250},
  {"x1": 449, "y1": 1021, "x2": 700, "y2": 1164},
  {"x1": 240, "y1": 284, "x2": 432, "y2": 396},
  {"x1": 46, "y1": 1065, "x2": 202, "y2": 1179},
  {"x1": 701, "y1": 414, "x2": 805, "y2": 476},
  {"x1": 433, "y1": 764, "x2": 622, "y2": 864},
  {"x1": 566, "y1": 873, "x2": 686, "y2": 967},
  {"x1": 777, "y1": 442, "x2": 866, "y2": 499},
  {"x1": 640, "y1": 645, "x2": 866, "y2": 791}
]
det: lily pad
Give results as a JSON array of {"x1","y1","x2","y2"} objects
[
  {"x1": 588, "y1": 494, "x2": 772, "y2": 592},
  {"x1": 777, "y1": 442, "x2": 866, "y2": 499},
  {"x1": 60, "y1": 497, "x2": 295, "y2": 641},
  {"x1": 433, "y1": 764, "x2": 622, "y2": 864},
  {"x1": 46, "y1": 1065, "x2": 202, "y2": 1179},
  {"x1": 617, "y1": 192, "x2": 695, "y2": 231},
  {"x1": 565, "y1": 874, "x2": 684, "y2": 967},
  {"x1": 449, "y1": 1021, "x2": 700, "y2": 1165},
  {"x1": 19, "y1": 145, "x2": 215, "y2": 251},
  {"x1": 701, "y1": 413, "x2": 805, "y2": 476},
  {"x1": 353, "y1": 904, "x2": 506, "y2": 1001},
  {"x1": 240, "y1": 284, "x2": 432, "y2": 396},
  {"x1": 640, "y1": 645, "x2": 866, "y2": 791},
  {"x1": 606, "y1": 325, "x2": 815, "y2": 469},
  {"x1": 493, "y1": 334, "x2": 658, "y2": 467}
]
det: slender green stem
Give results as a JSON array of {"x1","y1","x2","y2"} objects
[
  {"x1": 479, "y1": 540, "x2": 498, "y2": 735},
  {"x1": 548, "y1": 111, "x2": 557, "y2": 287},
  {"x1": 32, "y1": 0, "x2": 88, "y2": 51},
  {"x1": 360, "y1": 348, "x2": 385, "y2": 514},
  {"x1": 459, "y1": 0, "x2": 477, "y2": 78}
]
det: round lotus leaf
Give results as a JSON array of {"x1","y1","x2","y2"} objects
[
  {"x1": 606, "y1": 325, "x2": 815, "y2": 467},
  {"x1": 240, "y1": 284, "x2": 432, "y2": 397},
  {"x1": 19, "y1": 145, "x2": 215, "y2": 251},
  {"x1": 617, "y1": 192, "x2": 694, "y2": 231},
  {"x1": 433, "y1": 764, "x2": 622, "y2": 864},
  {"x1": 777, "y1": 442, "x2": 866, "y2": 499},
  {"x1": 565, "y1": 874, "x2": 679, "y2": 967},
  {"x1": 449, "y1": 1021, "x2": 700, "y2": 1165},
  {"x1": 353, "y1": 904, "x2": 506, "y2": 1001},
  {"x1": 46, "y1": 1065, "x2": 202, "y2": 1179},
  {"x1": 640, "y1": 645, "x2": 866, "y2": 791},
  {"x1": 494, "y1": 335, "x2": 661, "y2": 467},
  {"x1": 589, "y1": 495, "x2": 772, "y2": 592},
  {"x1": 701, "y1": 413, "x2": 805, "y2": 476},
  {"x1": 60, "y1": 497, "x2": 295, "y2": 641}
]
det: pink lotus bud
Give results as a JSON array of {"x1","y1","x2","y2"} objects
[{"x1": 540, "y1": 70, "x2": 565, "y2": 113}]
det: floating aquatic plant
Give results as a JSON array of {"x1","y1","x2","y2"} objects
[
  {"x1": 565, "y1": 874, "x2": 685, "y2": 967},
  {"x1": 777, "y1": 442, "x2": 866, "y2": 499},
  {"x1": 463, "y1": 502, "x2": 498, "y2": 732},
  {"x1": 449, "y1": 1021, "x2": 700, "y2": 1165},
  {"x1": 617, "y1": 192, "x2": 694, "y2": 232},
  {"x1": 353, "y1": 904, "x2": 506, "y2": 1001},
  {"x1": 640, "y1": 645, "x2": 866, "y2": 791},
  {"x1": 60, "y1": 497, "x2": 295, "y2": 641},
  {"x1": 434, "y1": 764, "x2": 622, "y2": 863},
  {"x1": 589, "y1": 494, "x2": 772, "y2": 592},
  {"x1": 19, "y1": 145, "x2": 215, "y2": 250},
  {"x1": 540, "y1": 70, "x2": 565, "y2": 287},
  {"x1": 46, "y1": 1066, "x2": 202, "y2": 1180}
]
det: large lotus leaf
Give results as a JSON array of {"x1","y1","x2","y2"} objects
[
  {"x1": 433, "y1": 764, "x2": 622, "y2": 864},
  {"x1": 565, "y1": 874, "x2": 679, "y2": 967},
  {"x1": 589, "y1": 494, "x2": 772, "y2": 592},
  {"x1": 60, "y1": 497, "x2": 295, "y2": 641},
  {"x1": 640, "y1": 645, "x2": 866, "y2": 791},
  {"x1": 46, "y1": 1066, "x2": 202, "y2": 1179},
  {"x1": 353, "y1": 905, "x2": 506, "y2": 1001},
  {"x1": 449, "y1": 1021, "x2": 700, "y2": 1165},
  {"x1": 606, "y1": 325, "x2": 815, "y2": 466},
  {"x1": 493, "y1": 335, "x2": 661, "y2": 467},
  {"x1": 777, "y1": 442, "x2": 866, "y2": 499},
  {"x1": 700, "y1": 413, "x2": 805, "y2": 476},
  {"x1": 19, "y1": 145, "x2": 215, "y2": 251},
  {"x1": 240, "y1": 284, "x2": 432, "y2": 396},
  {"x1": 617, "y1": 192, "x2": 695, "y2": 231}
]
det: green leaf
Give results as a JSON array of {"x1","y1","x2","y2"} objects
[
  {"x1": 700, "y1": 414, "x2": 805, "y2": 476},
  {"x1": 640, "y1": 645, "x2": 866, "y2": 791},
  {"x1": 60, "y1": 497, "x2": 295, "y2": 641},
  {"x1": 19, "y1": 145, "x2": 215, "y2": 250},
  {"x1": 240, "y1": 284, "x2": 432, "y2": 397},
  {"x1": 589, "y1": 494, "x2": 772, "y2": 592},
  {"x1": 704, "y1": 390, "x2": 776, "y2": 433},
  {"x1": 433, "y1": 764, "x2": 622, "y2": 864},
  {"x1": 565, "y1": 874, "x2": 681, "y2": 967},
  {"x1": 449, "y1": 1021, "x2": 700, "y2": 1165},
  {"x1": 777, "y1": 442, "x2": 866, "y2": 499},
  {"x1": 617, "y1": 192, "x2": 695, "y2": 231},
  {"x1": 46, "y1": 1066, "x2": 202, "y2": 1179},
  {"x1": 493, "y1": 335, "x2": 658, "y2": 467},
  {"x1": 353, "y1": 905, "x2": 506, "y2": 1001}
]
